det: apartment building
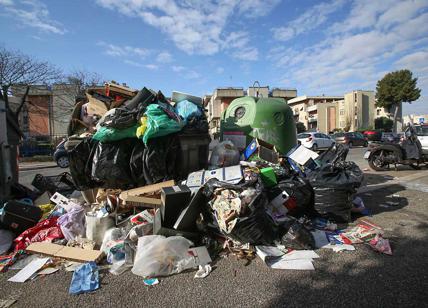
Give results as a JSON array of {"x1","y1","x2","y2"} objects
[
  {"x1": 205, "y1": 86, "x2": 297, "y2": 137},
  {"x1": 288, "y1": 90, "x2": 381, "y2": 133},
  {"x1": 287, "y1": 95, "x2": 344, "y2": 131}
]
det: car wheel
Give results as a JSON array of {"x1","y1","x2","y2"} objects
[
  {"x1": 312, "y1": 143, "x2": 318, "y2": 151},
  {"x1": 348, "y1": 142, "x2": 353, "y2": 148},
  {"x1": 57, "y1": 156, "x2": 69, "y2": 168}
]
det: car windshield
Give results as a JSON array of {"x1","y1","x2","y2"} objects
[
  {"x1": 334, "y1": 133, "x2": 344, "y2": 137},
  {"x1": 297, "y1": 133, "x2": 311, "y2": 138},
  {"x1": 415, "y1": 126, "x2": 428, "y2": 136}
]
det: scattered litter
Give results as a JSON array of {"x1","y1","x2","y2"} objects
[
  {"x1": 392, "y1": 194, "x2": 400, "y2": 198},
  {"x1": 369, "y1": 235, "x2": 392, "y2": 255},
  {"x1": 194, "y1": 265, "x2": 212, "y2": 279},
  {"x1": 8, "y1": 257, "x2": 49, "y2": 283},
  {"x1": 143, "y1": 278, "x2": 160, "y2": 286},
  {"x1": 323, "y1": 244, "x2": 355, "y2": 252},
  {"x1": 69, "y1": 262, "x2": 100, "y2": 295}
]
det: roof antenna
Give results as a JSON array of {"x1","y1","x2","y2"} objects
[{"x1": 253, "y1": 81, "x2": 261, "y2": 98}]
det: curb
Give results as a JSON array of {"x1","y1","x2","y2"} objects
[{"x1": 19, "y1": 164, "x2": 58, "y2": 171}]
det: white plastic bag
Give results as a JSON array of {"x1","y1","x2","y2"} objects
[
  {"x1": 210, "y1": 140, "x2": 240, "y2": 168},
  {"x1": 85, "y1": 214, "x2": 115, "y2": 246},
  {"x1": 131, "y1": 235, "x2": 193, "y2": 278}
]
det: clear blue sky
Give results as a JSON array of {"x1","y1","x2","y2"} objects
[{"x1": 0, "y1": 0, "x2": 427, "y2": 115}]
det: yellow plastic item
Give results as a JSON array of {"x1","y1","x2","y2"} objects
[
  {"x1": 136, "y1": 116, "x2": 148, "y2": 138},
  {"x1": 38, "y1": 203, "x2": 56, "y2": 219}
]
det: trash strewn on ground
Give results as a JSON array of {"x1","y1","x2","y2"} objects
[{"x1": 0, "y1": 83, "x2": 394, "y2": 294}]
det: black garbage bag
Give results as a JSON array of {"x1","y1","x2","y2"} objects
[
  {"x1": 129, "y1": 140, "x2": 146, "y2": 187},
  {"x1": 309, "y1": 161, "x2": 363, "y2": 222},
  {"x1": 268, "y1": 176, "x2": 315, "y2": 217},
  {"x1": 91, "y1": 138, "x2": 137, "y2": 189},
  {"x1": 141, "y1": 134, "x2": 179, "y2": 184},
  {"x1": 201, "y1": 179, "x2": 277, "y2": 245},
  {"x1": 281, "y1": 221, "x2": 315, "y2": 250},
  {"x1": 100, "y1": 108, "x2": 138, "y2": 129},
  {"x1": 67, "y1": 138, "x2": 100, "y2": 190}
]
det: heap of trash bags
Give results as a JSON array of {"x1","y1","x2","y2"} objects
[{"x1": 0, "y1": 83, "x2": 393, "y2": 294}]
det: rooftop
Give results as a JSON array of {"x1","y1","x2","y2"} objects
[{"x1": 288, "y1": 95, "x2": 344, "y2": 104}]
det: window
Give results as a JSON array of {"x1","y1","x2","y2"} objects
[
  {"x1": 377, "y1": 109, "x2": 380, "y2": 116},
  {"x1": 298, "y1": 133, "x2": 311, "y2": 138},
  {"x1": 340, "y1": 121, "x2": 345, "y2": 127},
  {"x1": 339, "y1": 109, "x2": 345, "y2": 115},
  {"x1": 314, "y1": 133, "x2": 323, "y2": 138},
  {"x1": 354, "y1": 93, "x2": 357, "y2": 102}
]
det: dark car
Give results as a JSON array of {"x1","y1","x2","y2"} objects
[
  {"x1": 363, "y1": 130, "x2": 382, "y2": 141},
  {"x1": 53, "y1": 140, "x2": 69, "y2": 168},
  {"x1": 333, "y1": 132, "x2": 368, "y2": 147}
]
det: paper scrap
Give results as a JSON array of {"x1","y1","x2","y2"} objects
[
  {"x1": 270, "y1": 259, "x2": 315, "y2": 270},
  {"x1": 288, "y1": 145, "x2": 319, "y2": 165},
  {"x1": 187, "y1": 246, "x2": 212, "y2": 267},
  {"x1": 37, "y1": 267, "x2": 59, "y2": 276},
  {"x1": 8, "y1": 257, "x2": 49, "y2": 283},
  {"x1": 323, "y1": 244, "x2": 355, "y2": 252},
  {"x1": 281, "y1": 250, "x2": 319, "y2": 260},
  {"x1": 255, "y1": 246, "x2": 284, "y2": 263},
  {"x1": 194, "y1": 264, "x2": 212, "y2": 279}
]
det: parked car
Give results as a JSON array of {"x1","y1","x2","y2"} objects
[
  {"x1": 333, "y1": 132, "x2": 368, "y2": 147},
  {"x1": 414, "y1": 124, "x2": 428, "y2": 154},
  {"x1": 297, "y1": 132, "x2": 335, "y2": 151},
  {"x1": 363, "y1": 130, "x2": 382, "y2": 141},
  {"x1": 53, "y1": 140, "x2": 69, "y2": 168}
]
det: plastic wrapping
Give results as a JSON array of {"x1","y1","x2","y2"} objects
[
  {"x1": 142, "y1": 104, "x2": 183, "y2": 144},
  {"x1": 201, "y1": 179, "x2": 277, "y2": 245},
  {"x1": 175, "y1": 100, "x2": 203, "y2": 123},
  {"x1": 268, "y1": 176, "x2": 315, "y2": 217},
  {"x1": 0, "y1": 230, "x2": 14, "y2": 254},
  {"x1": 92, "y1": 124, "x2": 139, "y2": 143},
  {"x1": 209, "y1": 141, "x2": 240, "y2": 168},
  {"x1": 281, "y1": 221, "x2": 315, "y2": 250},
  {"x1": 57, "y1": 206, "x2": 86, "y2": 241},
  {"x1": 91, "y1": 139, "x2": 136, "y2": 189},
  {"x1": 67, "y1": 138, "x2": 100, "y2": 190},
  {"x1": 131, "y1": 235, "x2": 193, "y2": 278},
  {"x1": 309, "y1": 161, "x2": 363, "y2": 222},
  {"x1": 140, "y1": 134, "x2": 179, "y2": 184}
]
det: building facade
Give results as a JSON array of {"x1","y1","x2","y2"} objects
[
  {"x1": 288, "y1": 90, "x2": 382, "y2": 133},
  {"x1": 287, "y1": 95, "x2": 344, "y2": 132},
  {"x1": 11, "y1": 84, "x2": 78, "y2": 138}
]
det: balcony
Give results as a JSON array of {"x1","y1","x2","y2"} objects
[
  {"x1": 308, "y1": 114, "x2": 318, "y2": 123},
  {"x1": 307, "y1": 105, "x2": 318, "y2": 112}
]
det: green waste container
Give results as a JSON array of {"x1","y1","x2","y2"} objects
[{"x1": 220, "y1": 96, "x2": 297, "y2": 154}]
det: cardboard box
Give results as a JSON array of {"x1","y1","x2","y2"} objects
[
  {"x1": 244, "y1": 139, "x2": 279, "y2": 164},
  {"x1": 160, "y1": 185, "x2": 191, "y2": 228},
  {"x1": 26, "y1": 242, "x2": 103, "y2": 263},
  {"x1": 119, "y1": 180, "x2": 175, "y2": 207},
  {"x1": 186, "y1": 166, "x2": 243, "y2": 190}
]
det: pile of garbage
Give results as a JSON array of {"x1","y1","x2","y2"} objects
[{"x1": 0, "y1": 83, "x2": 392, "y2": 294}]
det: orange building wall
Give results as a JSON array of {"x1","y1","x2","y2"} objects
[{"x1": 27, "y1": 95, "x2": 50, "y2": 135}]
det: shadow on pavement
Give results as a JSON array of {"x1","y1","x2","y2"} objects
[{"x1": 357, "y1": 184, "x2": 408, "y2": 215}]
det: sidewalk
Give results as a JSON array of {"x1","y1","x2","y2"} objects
[{"x1": 19, "y1": 161, "x2": 58, "y2": 171}]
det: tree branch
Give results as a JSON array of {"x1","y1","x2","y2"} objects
[{"x1": 15, "y1": 85, "x2": 30, "y2": 116}]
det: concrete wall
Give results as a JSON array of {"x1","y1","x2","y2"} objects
[
  {"x1": 248, "y1": 86, "x2": 269, "y2": 98},
  {"x1": 317, "y1": 102, "x2": 339, "y2": 133}
]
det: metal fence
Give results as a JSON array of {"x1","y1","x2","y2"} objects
[{"x1": 19, "y1": 134, "x2": 67, "y2": 157}]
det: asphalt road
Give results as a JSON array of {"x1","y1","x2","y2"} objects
[{"x1": 1, "y1": 149, "x2": 428, "y2": 307}]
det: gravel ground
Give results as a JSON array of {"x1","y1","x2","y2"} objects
[{"x1": 2, "y1": 149, "x2": 428, "y2": 307}]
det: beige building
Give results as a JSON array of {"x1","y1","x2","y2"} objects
[
  {"x1": 287, "y1": 95, "x2": 344, "y2": 131},
  {"x1": 205, "y1": 86, "x2": 297, "y2": 137},
  {"x1": 288, "y1": 90, "x2": 381, "y2": 133},
  {"x1": 341, "y1": 90, "x2": 375, "y2": 131},
  {"x1": 403, "y1": 114, "x2": 428, "y2": 125}
]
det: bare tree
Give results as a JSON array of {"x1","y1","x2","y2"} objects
[{"x1": 0, "y1": 46, "x2": 62, "y2": 118}]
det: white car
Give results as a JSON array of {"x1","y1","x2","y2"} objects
[
  {"x1": 297, "y1": 132, "x2": 335, "y2": 151},
  {"x1": 415, "y1": 125, "x2": 428, "y2": 154}
]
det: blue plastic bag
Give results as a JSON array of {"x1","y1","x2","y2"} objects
[
  {"x1": 69, "y1": 262, "x2": 100, "y2": 295},
  {"x1": 175, "y1": 100, "x2": 203, "y2": 123}
]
